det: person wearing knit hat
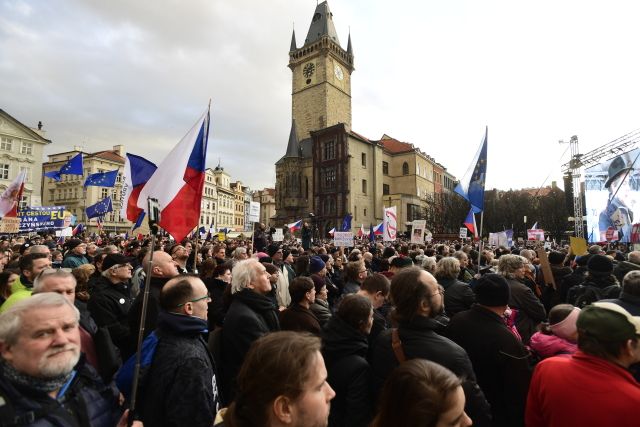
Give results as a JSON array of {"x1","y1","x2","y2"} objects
[
  {"x1": 526, "y1": 302, "x2": 640, "y2": 427},
  {"x1": 447, "y1": 273, "x2": 531, "y2": 426},
  {"x1": 566, "y1": 254, "x2": 621, "y2": 307},
  {"x1": 62, "y1": 238, "x2": 89, "y2": 268},
  {"x1": 308, "y1": 256, "x2": 326, "y2": 276},
  {"x1": 530, "y1": 304, "x2": 580, "y2": 359}
]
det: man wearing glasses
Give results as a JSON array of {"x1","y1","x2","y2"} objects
[
  {"x1": 88, "y1": 253, "x2": 134, "y2": 358},
  {"x1": 136, "y1": 275, "x2": 219, "y2": 427}
]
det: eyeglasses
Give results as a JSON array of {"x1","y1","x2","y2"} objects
[
  {"x1": 176, "y1": 292, "x2": 211, "y2": 307},
  {"x1": 430, "y1": 285, "x2": 445, "y2": 298}
]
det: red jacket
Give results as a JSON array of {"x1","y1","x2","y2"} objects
[{"x1": 526, "y1": 351, "x2": 640, "y2": 427}]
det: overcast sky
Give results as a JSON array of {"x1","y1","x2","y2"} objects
[{"x1": 2, "y1": 0, "x2": 639, "y2": 193}]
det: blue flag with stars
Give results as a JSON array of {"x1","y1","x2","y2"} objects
[
  {"x1": 86, "y1": 197, "x2": 113, "y2": 219},
  {"x1": 44, "y1": 153, "x2": 83, "y2": 182},
  {"x1": 454, "y1": 127, "x2": 488, "y2": 213},
  {"x1": 341, "y1": 214, "x2": 352, "y2": 232},
  {"x1": 84, "y1": 169, "x2": 118, "y2": 187}
]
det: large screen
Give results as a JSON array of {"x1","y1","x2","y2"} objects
[{"x1": 584, "y1": 148, "x2": 640, "y2": 243}]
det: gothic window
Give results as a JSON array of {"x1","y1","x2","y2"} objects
[
  {"x1": 382, "y1": 161, "x2": 389, "y2": 175},
  {"x1": 323, "y1": 167, "x2": 336, "y2": 190},
  {"x1": 323, "y1": 141, "x2": 336, "y2": 160},
  {"x1": 383, "y1": 184, "x2": 390, "y2": 195},
  {"x1": 402, "y1": 162, "x2": 409, "y2": 175}
]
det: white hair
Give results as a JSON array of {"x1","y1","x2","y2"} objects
[{"x1": 231, "y1": 258, "x2": 259, "y2": 294}]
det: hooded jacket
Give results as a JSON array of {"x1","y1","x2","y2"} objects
[{"x1": 321, "y1": 316, "x2": 371, "y2": 427}]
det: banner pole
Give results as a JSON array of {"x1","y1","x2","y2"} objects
[{"x1": 476, "y1": 211, "x2": 484, "y2": 269}]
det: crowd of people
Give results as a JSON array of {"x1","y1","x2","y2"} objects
[{"x1": 1, "y1": 231, "x2": 640, "y2": 426}]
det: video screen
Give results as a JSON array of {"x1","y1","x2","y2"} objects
[{"x1": 584, "y1": 148, "x2": 640, "y2": 243}]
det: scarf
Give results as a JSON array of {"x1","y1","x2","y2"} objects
[
  {"x1": 234, "y1": 288, "x2": 280, "y2": 331},
  {"x1": 1, "y1": 360, "x2": 74, "y2": 394}
]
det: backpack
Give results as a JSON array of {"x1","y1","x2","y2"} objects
[
  {"x1": 115, "y1": 331, "x2": 159, "y2": 402},
  {"x1": 567, "y1": 284, "x2": 621, "y2": 308}
]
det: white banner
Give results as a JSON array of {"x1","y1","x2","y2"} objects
[
  {"x1": 334, "y1": 231, "x2": 354, "y2": 247},
  {"x1": 248, "y1": 201, "x2": 260, "y2": 223},
  {"x1": 383, "y1": 206, "x2": 397, "y2": 242},
  {"x1": 272, "y1": 228, "x2": 283, "y2": 242},
  {"x1": 412, "y1": 220, "x2": 426, "y2": 244},
  {"x1": 459, "y1": 227, "x2": 468, "y2": 239}
]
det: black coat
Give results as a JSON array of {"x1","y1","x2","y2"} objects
[
  {"x1": 601, "y1": 292, "x2": 640, "y2": 316},
  {"x1": 613, "y1": 260, "x2": 640, "y2": 284},
  {"x1": 446, "y1": 305, "x2": 531, "y2": 427},
  {"x1": 279, "y1": 303, "x2": 322, "y2": 335},
  {"x1": 438, "y1": 276, "x2": 475, "y2": 317},
  {"x1": 506, "y1": 278, "x2": 546, "y2": 344},
  {"x1": 87, "y1": 276, "x2": 133, "y2": 357},
  {"x1": 204, "y1": 277, "x2": 228, "y2": 329},
  {"x1": 321, "y1": 316, "x2": 372, "y2": 427},
  {"x1": 139, "y1": 312, "x2": 219, "y2": 427},
  {"x1": 220, "y1": 289, "x2": 279, "y2": 404},
  {"x1": 370, "y1": 315, "x2": 492, "y2": 427},
  {"x1": 128, "y1": 276, "x2": 171, "y2": 357}
]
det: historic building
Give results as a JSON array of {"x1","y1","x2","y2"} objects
[
  {"x1": 252, "y1": 188, "x2": 276, "y2": 228},
  {"x1": 0, "y1": 110, "x2": 51, "y2": 207},
  {"x1": 42, "y1": 145, "x2": 129, "y2": 233},
  {"x1": 274, "y1": 2, "x2": 456, "y2": 234}
]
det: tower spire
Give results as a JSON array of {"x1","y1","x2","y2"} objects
[
  {"x1": 304, "y1": 1, "x2": 340, "y2": 46},
  {"x1": 290, "y1": 26, "x2": 297, "y2": 52},
  {"x1": 284, "y1": 119, "x2": 300, "y2": 158},
  {"x1": 347, "y1": 29, "x2": 353, "y2": 55}
]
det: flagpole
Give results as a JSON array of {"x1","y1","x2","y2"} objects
[
  {"x1": 476, "y1": 211, "x2": 484, "y2": 269},
  {"x1": 192, "y1": 228, "x2": 199, "y2": 274},
  {"x1": 251, "y1": 221, "x2": 256, "y2": 253}
]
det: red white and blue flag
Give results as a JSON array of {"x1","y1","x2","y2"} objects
[
  {"x1": 121, "y1": 153, "x2": 157, "y2": 229},
  {"x1": 372, "y1": 222, "x2": 384, "y2": 236},
  {"x1": 287, "y1": 220, "x2": 302, "y2": 233},
  {"x1": 137, "y1": 107, "x2": 210, "y2": 241},
  {"x1": 463, "y1": 208, "x2": 477, "y2": 238},
  {"x1": 72, "y1": 223, "x2": 84, "y2": 236}
]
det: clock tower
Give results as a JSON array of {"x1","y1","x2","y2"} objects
[{"x1": 289, "y1": 1, "x2": 354, "y2": 142}]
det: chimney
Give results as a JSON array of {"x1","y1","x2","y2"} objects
[{"x1": 113, "y1": 145, "x2": 124, "y2": 156}]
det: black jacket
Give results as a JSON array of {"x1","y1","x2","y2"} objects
[
  {"x1": 446, "y1": 305, "x2": 531, "y2": 427},
  {"x1": 138, "y1": 311, "x2": 219, "y2": 427},
  {"x1": 613, "y1": 260, "x2": 640, "y2": 284},
  {"x1": 220, "y1": 289, "x2": 279, "y2": 404},
  {"x1": 506, "y1": 278, "x2": 546, "y2": 344},
  {"x1": 0, "y1": 357, "x2": 121, "y2": 427},
  {"x1": 370, "y1": 315, "x2": 492, "y2": 427},
  {"x1": 128, "y1": 276, "x2": 171, "y2": 357},
  {"x1": 88, "y1": 276, "x2": 133, "y2": 358},
  {"x1": 601, "y1": 292, "x2": 640, "y2": 316},
  {"x1": 204, "y1": 277, "x2": 228, "y2": 329},
  {"x1": 438, "y1": 276, "x2": 475, "y2": 317},
  {"x1": 559, "y1": 266, "x2": 587, "y2": 303},
  {"x1": 279, "y1": 303, "x2": 322, "y2": 335},
  {"x1": 321, "y1": 316, "x2": 372, "y2": 427}
]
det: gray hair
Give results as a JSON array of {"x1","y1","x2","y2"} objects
[
  {"x1": 32, "y1": 269, "x2": 76, "y2": 293},
  {"x1": 26, "y1": 245, "x2": 51, "y2": 256},
  {"x1": 628, "y1": 251, "x2": 640, "y2": 265},
  {"x1": 435, "y1": 257, "x2": 461, "y2": 280},
  {"x1": 421, "y1": 256, "x2": 437, "y2": 273},
  {"x1": 0, "y1": 293, "x2": 79, "y2": 346},
  {"x1": 498, "y1": 254, "x2": 525, "y2": 279},
  {"x1": 623, "y1": 270, "x2": 640, "y2": 297},
  {"x1": 233, "y1": 247, "x2": 247, "y2": 258},
  {"x1": 231, "y1": 258, "x2": 259, "y2": 294}
]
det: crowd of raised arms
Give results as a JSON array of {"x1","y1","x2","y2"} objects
[{"x1": 1, "y1": 230, "x2": 640, "y2": 427}]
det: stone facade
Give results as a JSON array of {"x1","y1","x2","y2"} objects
[
  {"x1": 0, "y1": 109, "x2": 51, "y2": 207},
  {"x1": 252, "y1": 188, "x2": 276, "y2": 228}
]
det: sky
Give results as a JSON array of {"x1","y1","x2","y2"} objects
[{"x1": 2, "y1": 0, "x2": 640, "y2": 193}]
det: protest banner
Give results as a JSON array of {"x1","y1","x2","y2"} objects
[{"x1": 334, "y1": 231, "x2": 354, "y2": 247}]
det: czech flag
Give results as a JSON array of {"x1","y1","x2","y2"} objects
[
  {"x1": 72, "y1": 223, "x2": 84, "y2": 236},
  {"x1": 287, "y1": 219, "x2": 302, "y2": 233},
  {"x1": 121, "y1": 153, "x2": 157, "y2": 226},
  {"x1": 373, "y1": 222, "x2": 384, "y2": 236},
  {"x1": 137, "y1": 107, "x2": 210, "y2": 242},
  {"x1": 0, "y1": 170, "x2": 26, "y2": 218},
  {"x1": 463, "y1": 208, "x2": 477, "y2": 238}
]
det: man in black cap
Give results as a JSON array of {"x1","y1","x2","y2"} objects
[
  {"x1": 599, "y1": 154, "x2": 635, "y2": 242},
  {"x1": 567, "y1": 254, "x2": 621, "y2": 308},
  {"x1": 446, "y1": 273, "x2": 531, "y2": 427},
  {"x1": 62, "y1": 238, "x2": 88, "y2": 268}
]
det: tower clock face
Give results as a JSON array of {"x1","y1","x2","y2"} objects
[
  {"x1": 303, "y1": 62, "x2": 315, "y2": 78},
  {"x1": 334, "y1": 64, "x2": 344, "y2": 81}
]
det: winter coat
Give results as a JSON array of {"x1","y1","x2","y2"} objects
[
  {"x1": 128, "y1": 276, "x2": 171, "y2": 357},
  {"x1": 613, "y1": 260, "x2": 640, "y2": 283},
  {"x1": 601, "y1": 291, "x2": 640, "y2": 316},
  {"x1": 526, "y1": 351, "x2": 640, "y2": 427},
  {"x1": 321, "y1": 316, "x2": 372, "y2": 427},
  {"x1": 505, "y1": 277, "x2": 546, "y2": 344},
  {"x1": 62, "y1": 253, "x2": 89, "y2": 268},
  {"x1": 88, "y1": 276, "x2": 133, "y2": 358},
  {"x1": 204, "y1": 277, "x2": 228, "y2": 329},
  {"x1": 446, "y1": 305, "x2": 531, "y2": 427},
  {"x1": 279, "y1": 303, "x2": 322, "y2": 335},
  {"x1": 220, "y1": 289, "x2": 279, "y2": 404},
  {"x1": 529, "y1": 332, "x2": 577, "y2": 359},
  {"x1": 370, "y1": 315, "x2": 492, "y2": 427},
  {"x1": 438, "y1": 276, "x2": 475, "y2": 317},
  {"x1": 343, "y1": 280, "x2": 361, "y2": 295},
  {"x1": 310, "y1": 298, "x2": 332, "y2": 326},
  {"x1": 138, "y1": 311, "x2": 219, "y2": 427},
  {"x1": 547, "y1": 265, "x2": 573, "y2": 308},
  {"x1": 0, "y1": 357, "x2": 121, "y2": 427}
]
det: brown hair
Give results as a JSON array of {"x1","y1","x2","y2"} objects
[
  {"x1": 289, "y1": 276, "x2": 314, "y2": 304},
  {"x1": 371, "y1": 359, "x2": 462, "y2": 427},
  {"x1": 361, "y1": 273, "x2": 390, "y2": 296},
  {"x1": 224, "y1": 331, "x2": 321, "y2": 427},
  {"x1": 337, "y1": 294, "x2": 372, "y2": 332},
  {"x1": 344, "y1": 260, "x2": 364, "y2": 282}
]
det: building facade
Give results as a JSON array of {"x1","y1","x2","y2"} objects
[
  {"x1": 42, "y1": 145, "x2": 128, "y2": 233},
  {"x1": 0, "y1": 109, "x2": 51, "y2": 207},
  {"x1": 252, "y1": 188, "x2": 276, "y2": 228},
  {"x1": 274, "y1": 2, "x2": 455, "y2": 235}
]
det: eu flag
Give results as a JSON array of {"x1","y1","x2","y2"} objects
[
  {"x1": 44, "y1": 153, "x2": 83, "y2": 182},
  {"x1": 455, "y1": 127, "x2": 488, "y2": 213},
  {"x1": 86, "y1": 197, "x2": 113, "y2": 219},
  {"x1": 85, "y1": 169, "x2": 118, "y2": 188},
  {"x1": 342, "y1": 214, "x2": 352, "y2": 232}
]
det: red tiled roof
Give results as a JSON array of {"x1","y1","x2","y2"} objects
[
  {"x1": 379, "y1": 136, "x2": 415, "y2": 154},
  {"x1": 87, "y1": 150, "x2": 125, "y2": 163}
]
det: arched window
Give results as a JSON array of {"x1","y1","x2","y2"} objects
[
  {"x1": 402, "y1": 162, "x2": 409, "y2": 175},
  {"x1": 305, "y1": 177, "x2": 309, "y2": 199}
]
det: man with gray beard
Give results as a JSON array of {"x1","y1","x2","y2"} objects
[{"x1": 0, "y1": 293, "x2": 126, "y2": 426}]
